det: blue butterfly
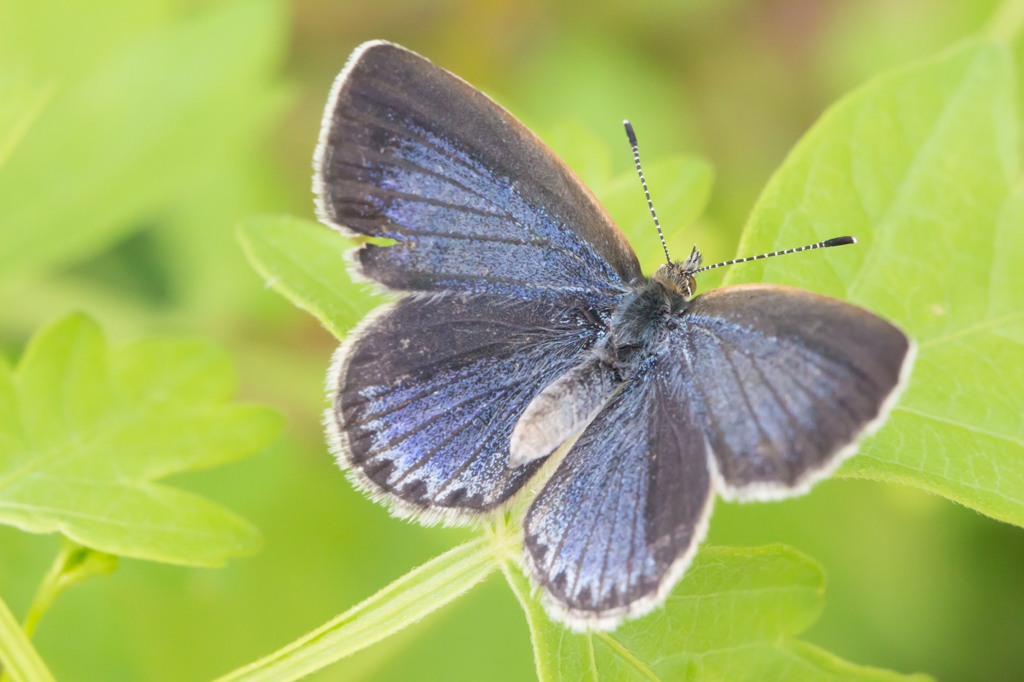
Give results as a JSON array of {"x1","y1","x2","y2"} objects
[{"x1": 314, "y1": 40, "x2": 914, "y2": 631}]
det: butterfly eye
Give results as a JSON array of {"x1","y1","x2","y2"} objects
[{"x1": 686, "y1": 275, "x2": 697, "y2": 298}]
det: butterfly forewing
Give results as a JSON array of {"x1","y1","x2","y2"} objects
[{"x1": 315, "y1": 40, "x2": 642, "y2": 305}]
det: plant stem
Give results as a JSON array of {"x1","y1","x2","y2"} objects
[
  {"x1": 0, "y1": 539, "x2": 117, "y2": 682},
  {"x1": 21, "y1": 539, "x2": 118, "y2": 642},
  {"x1": 212, "y1": 537, "x2": 499, "y2": 682},
  {"x1": 21, "y1": 542, "x2": 75, "y2": 641},
  {"x1": 0, "y1": 593, "x2": 56, "y2": 682}
]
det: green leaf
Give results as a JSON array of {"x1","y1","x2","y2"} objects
[
  {"x1": 0, "y1": 313, "x2": 283, "y2": 566},
  {"x1": 213, "y1": 536, "x2": 501, "y2": 682},
  {"x1": 538, "y1": 119, "x2": 715, "y2": 276},
  {"x1": 539, "y1": 120, "x2": 614, "y2": 194},
  {"x1": 0, "y1": 592, "x2": 55, "y2": 682},
  {"x1": 0, "y1": 0, "x2": 289, "y2": 280},
  {"x1": 724, "y1": 39, "x2": 1024, "y2": 526},
  {"x1": 237, "y1": 215, "x2": 379, "y2": 339},
  {"x1": 502, "y1": 546, "x2": 929, "y2": 682},
  {"x1": 0, "y1": 0, "x2": 167, "y2": 84}
]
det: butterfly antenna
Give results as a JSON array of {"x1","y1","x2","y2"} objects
[
  {"x1": 624, "y1": 120, "x2": 671, "y2": 264},
  {"x1": 693, "y1": 236, "x2": 857, "y2": 274}
]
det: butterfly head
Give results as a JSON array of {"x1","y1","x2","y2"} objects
[
  {"x1": 624, "y1": 121, "x2": 858, "y2": 301},
  {"x1": 652, "y1": 245, "x2": 702, "y2": 300}
]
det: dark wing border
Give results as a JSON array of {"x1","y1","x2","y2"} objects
[
  {"x1": 325, "y1": 302, "x2": 413, "y2": 520},
  {"x1": 721, "y1": 333, "x2": 914, "y2": 501},
  {"x1": 692, "y1": 286, "x2": 918, "y2": 503},
  {"x1": 325, "y1": 300, "x2": 499, "y2": 527},
  {"x1": 327, "y1": 298, "x2": 579, "y2": 528},
  {"x1": 529, "y1": 494, "x2": 716, "y2": 633},
  {"x1": 522, "y1": 362, "x2": 716, "y2": 632},
  {"x1": 311, "y1": 39, "x2": 642, "y2": 300},
  {"x1": 312, "y1": 39, "x2": 383, "y2": 239}
]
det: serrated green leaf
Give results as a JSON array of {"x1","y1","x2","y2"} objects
[
  {"x1": 237, "y1": 215, "x2": 379, "y2": 339},
  {"x1": 0, "y1": 0, "x2": 288, "y2": 280},
  {"x1": 213, "y1": 536, "x2": 500, "y2": 682},
  {"x1": 0, "y1": 313, "x2": 282, "y2": 566},
  {"x1": 502, "y1": 546, "x2": 929, "y2": 682},
  {"x1": 722, "y1": 39, "x2": 1024, "y2": 526},
  {"x1": 235, "y1": 155, "x2": 710, "y2": 343}
]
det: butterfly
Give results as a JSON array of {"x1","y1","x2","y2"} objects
[{"x1": 314, "y1": 40, "x2": 915, "y2": 631}]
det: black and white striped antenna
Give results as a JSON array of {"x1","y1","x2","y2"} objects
[
  {"x1": 624, "y1": 120, "x2": 671, "y2": 264},
  {"x1": 693, "y1": 236, "x2": 857, "y2": 274},
  {"x1": 623, "y1": 120, "x2": 856, "y2": 273}
]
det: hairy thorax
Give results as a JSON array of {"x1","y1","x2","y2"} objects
[{"x1": 607, "y1": 260, "x2": 698, "y2": 368}]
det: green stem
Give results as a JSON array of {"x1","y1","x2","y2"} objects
[
  {"x1": 21, "y1": 539, "x2": 118, "y2": 643},
  {"x1": 21, "y1": 542, "x2": 76, "y2": 641},
  {"x1": 988, "y1": 0, "x2": 1024, "y2": 42},
  {"x1": 0, "y1": 593, "x2": 56, "y2": 682},
  {"x1": 212, "y1": 537, "x2": 500, "y2": 682},
  {"x1": 0, "y1": 539, "x2": 117, "y2": 682}
]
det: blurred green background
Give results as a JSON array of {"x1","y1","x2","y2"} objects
[{"x1": 1, "y1": 0, "x2": 1022, "y2": 680}]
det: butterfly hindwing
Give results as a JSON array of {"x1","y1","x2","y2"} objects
[
  {"x1": 678, "y1": 283, "x2": 914, "y2": 500},
  {"x1": 315, "y1": 40, "x2": 642, "y2": 306},
  {"x1": 523, "y1": 356, "x2": 714, "y2": 629},
  {"x1": 329, "y1": 294, "x2": 604, "y2": 525}
]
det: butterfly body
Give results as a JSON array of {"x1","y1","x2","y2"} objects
[
  {"x1": 315, "y1": 40, "x2": 914, "y2": 631},
  {"x1": 507, "y1": 270, "x2": 685, "y2": 467}
]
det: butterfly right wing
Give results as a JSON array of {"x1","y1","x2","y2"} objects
[
  {"x1": 679, "y1": 283, "x2": 914, "y2": 501},
  {"x1": 329, "y1": 294, "x2": 603, "y2": 526}
]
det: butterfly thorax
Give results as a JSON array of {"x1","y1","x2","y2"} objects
[
  {"x1": 609, "y1": 246, "x2": 704, "y2": 367},
  {"x1": 609, "y1": 284, "x2": 684, "y2": 361}
]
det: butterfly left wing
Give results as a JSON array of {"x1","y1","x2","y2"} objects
[
  {"x1": 315, "y1": 40, "x2": 641, "y2": 306},
  {"x1": 317, "y1": 41, "x2": 643, "y2": 526},
  {"x1": 522, "y1": 356, "x2": 714, "y2": 630}
]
